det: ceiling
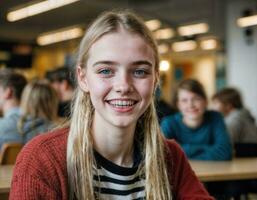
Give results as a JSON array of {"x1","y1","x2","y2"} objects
[{"x1": 0, "y1": 0, "x2": 227, "y2": 45}]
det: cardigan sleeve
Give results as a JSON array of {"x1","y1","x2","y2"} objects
[
  {"x1": 165, "y1": 140, "x2": 214, "y2": 200},
  {"x1": 9, "y1": 130, "x2": 68, "y2": 200}
]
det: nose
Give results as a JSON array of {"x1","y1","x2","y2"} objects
[
  {"x1": 113, "y1": 72, "x2": 134, "y2": 94},
  {"x1": 187, "y1": 99, "x2": 195, "y2": 107}
]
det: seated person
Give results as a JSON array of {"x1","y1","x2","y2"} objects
[
  {"x1": 212, "y1": 87, "x2": 257, "y2": 144},
  {"x1": 0, "y1": 69, "x2": 27, "y2": 149},
  {"x1": 155, "y1": 86, "x2": 176, "y2": 122},
  {"x1": 0, "y1": 79, "x2": 59, "y2": 149},
  {"x1": 161, "y1": 79, "x2": 232, "y2": 160},
  {"x1": 46, "y1": 67, "x2": 75, "y2": 118},
  {"x1": 17, "y1": 80, "x2": 59, "y2": 143}
]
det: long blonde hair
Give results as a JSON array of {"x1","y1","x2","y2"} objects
[
  {"x1": 18, "y1": 80, "x2": 59, "y2": 134},
  {"x1": 68, "y1": 10, "x2": 172, "y2": 200}
]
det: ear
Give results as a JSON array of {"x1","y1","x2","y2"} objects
[{"x1": 77, "y1": 66, "x2": 89, "y2": 92}]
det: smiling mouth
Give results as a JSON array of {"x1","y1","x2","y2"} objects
[{"x1": 107, "y1": 99, "x2": 138, "y2": 108}]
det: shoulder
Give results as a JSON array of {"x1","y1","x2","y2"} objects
[
  {"x1": 11, "y1": 127, "x2": 70, "y2": 197},
  {"x1": 15, "y1": 127, "x2": 69, "y2": 172},
  {"x1": 164, "y1": 139, "x2": 185, "y2": 161},
  {"x1": 0, "y1": 115, "x2": 19, "y2": 136},
  {"x1": 163, "y1": 139, "x2": 214, "y2": 199},
  {"x1": 161, "y1": 113, "x2": 180, "y2": 125},
  {"x1": 24, "y1": 127, "x2": 68, "y2": 149},
  {"x1": 0, "y1": 117, "x2": 10, "y2": 128}
]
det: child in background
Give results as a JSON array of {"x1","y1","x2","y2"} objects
[
  {"x1": 17, "y1": 80, "x2": 59, "y2": 143},
  {"x1": 212, "y1": 87, "x2": 257, "y2": 144},
  {"x1": 46, "y1": 67, "x2": 75, "y2": 118},
  {"x1": 0, "y1": 69, "x2": 27, "y2": 149},
  {"x1": 161, "y1": 79, "x2": 232, "y2": 160},
  {"x1": 10, "y1": 11, "x2": 213, "y2": 200}
]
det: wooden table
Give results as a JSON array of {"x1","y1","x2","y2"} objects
[
  {"x1": 190, "y1": 158, "x2": 257, "y2": 182},
  {"x1": 1, "y1": 158, "x2": 257, "y2": 194},
  {"x1": 0, "y1": 165, "x2": 13, "y2": 193}
]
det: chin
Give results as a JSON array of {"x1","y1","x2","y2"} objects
[
  {"x1": 187, "y1": 114, "x2": 201, "y2": 120},
  {"x1": 111, "y1": 117, "x2": 138, "y2": 128}
]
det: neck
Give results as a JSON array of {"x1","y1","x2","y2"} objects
[
  {"x1": 92, "y1": 118, "x2": 136, "y2": 167},
  {"x1": 3, "y1": 100, "x2": 19, "y2": 115},
  {"x1": 183, "y1": 116, "x2": 203, "y2": 128}
]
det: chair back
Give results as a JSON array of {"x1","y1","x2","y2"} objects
[
  {"x1": 0, "y1": 142, "x2": 23, "y2": 165},
  {"x1": 234, "y1": 143, "x2": 257, "y2": 157}
]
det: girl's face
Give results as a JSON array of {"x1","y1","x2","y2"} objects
[
  {"x1": 177, "y1": 89, "x2": 207, "y2": 121},
  {"x1": 78, "y1": 29, "x2": 156, "y2": 129}
]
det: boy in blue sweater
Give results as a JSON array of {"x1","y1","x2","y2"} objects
[{"x1": 161, "y1": 79, "x2": 232, "y2": 160}]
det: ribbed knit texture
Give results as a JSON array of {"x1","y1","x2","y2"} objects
[{"x1": 10, "y1": 128, "x2": 213, "y2": 200}]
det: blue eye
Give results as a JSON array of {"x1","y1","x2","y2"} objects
[
  {"x1": 134, "y1": 69, "x2": 147, "y2": 77},
  {"x1": 99, "y1": 68, "x2": 112, "y2": 75}
]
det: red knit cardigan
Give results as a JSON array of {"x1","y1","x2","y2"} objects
[{"x1": 10, "y1": 128, "x2": 213, "y2": 200}]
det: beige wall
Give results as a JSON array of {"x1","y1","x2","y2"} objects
[
  {"x1": 29, "y1": 40, "x2": 79, "y2": 79},
  {"x1": 191, "y1": 55, "x2": 216, "y2": 100},
  {"x1": 161, "y1": 52, "x2": 217, "y2": 105}
]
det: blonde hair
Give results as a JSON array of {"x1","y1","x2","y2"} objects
[
  {"x1": 18, "y1": 80, "x2": 59, "y2": 134},
  {"x1": 68, "y1": 10, "x2": 172, "y2": 200}
]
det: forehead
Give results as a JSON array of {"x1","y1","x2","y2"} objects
[
  {"x1": 87, "y1": 30, "x2": 155, "y2": 65},
  {"x1": 178, "y1": 89, "x2": 200, "y2": 98}
]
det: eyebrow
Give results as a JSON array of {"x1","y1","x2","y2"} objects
[
  {"x1": 131, "y1": 60, "x2": 153, "y2": 67},
  {"x1": 93, "y1": 60, "x2": 153, "y2": 68},
  {"x1": 93, "y1": 61, "x2": 117, "y2": 67}
]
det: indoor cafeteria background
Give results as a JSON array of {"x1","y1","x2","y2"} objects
[{"x1": 0, "y1": 0, "x2": 257, "y2": 120}]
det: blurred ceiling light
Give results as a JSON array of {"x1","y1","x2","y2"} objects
[
  {"x1": 178, "y1": 23, "x2": 209, "y2": 36},
  {"x1": 37, "y1": 27, "x2": 83, "y2": 45},
  {"x1": 172, "y1": 40, "x2": 197, "y2": 52},
  {"x1": 237, "y1": 14, "x2": 257, "y2": 27},
  {"x1": 200, "y1": 39, "x2": 217, "y2": 50},
  {"x1": 159, "y1": 60, "x2": 170, "y2": 71},
  {"x1": 158, "y1": 44, "x2": 169, "y2": 54},
  {"x1": 145, "y1": 19, "x2": 161, "y2": 31},
  {"x1": 154, "y1": 28, "x2": 174, "y2": 40},
  {"x1": 7, "y1": 0, "x2": 80, "y2": 22}
]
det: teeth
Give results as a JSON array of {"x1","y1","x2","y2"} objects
[{"x1": 109, "y1": 100, "x2": 135, "y2": 107}]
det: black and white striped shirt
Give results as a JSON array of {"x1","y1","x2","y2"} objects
[{"x1": 93, "y1": 149, "x2": 145, "y2": 200}]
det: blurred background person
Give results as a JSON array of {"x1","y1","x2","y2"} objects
[
  {"x1": 161, "y1": 79, "x2": 232, "y2": 160},
  {"x1": 46, "y1": 67, "x2": 75, "y2": 118},
  {"x1": 212, "y1": 87, "x2": 257, "y2": 144},
  {"x1": 0, "y1": 69, "x2": 27, "y2": 149},
  {"x1": 155, "y1": 86, "x2": 176, "y2": 123},
  {"x1": 17, "y1": 80, "x2": 59, "y2": 144}
]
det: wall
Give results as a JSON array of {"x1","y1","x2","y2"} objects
[
  {"x1": 226, "y1": 0, "x2": 257, "y2": 121},
  {"x1": 170, "y1": 52, "x2": 216, "y2": 101},
  {"x1": 31, "y1": 40, "x2": 79, "y2": 79}
]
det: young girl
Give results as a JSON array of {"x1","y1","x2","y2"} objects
[
  {"x1": 161, "y1": 79, "x2": 232, "y2": 161},
  {"x1": 10, "y1": 11, "x2": 213, "y2": 200},
  {"x1": 17, "y1": 80, "x2": 59, "y2": 143}
]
